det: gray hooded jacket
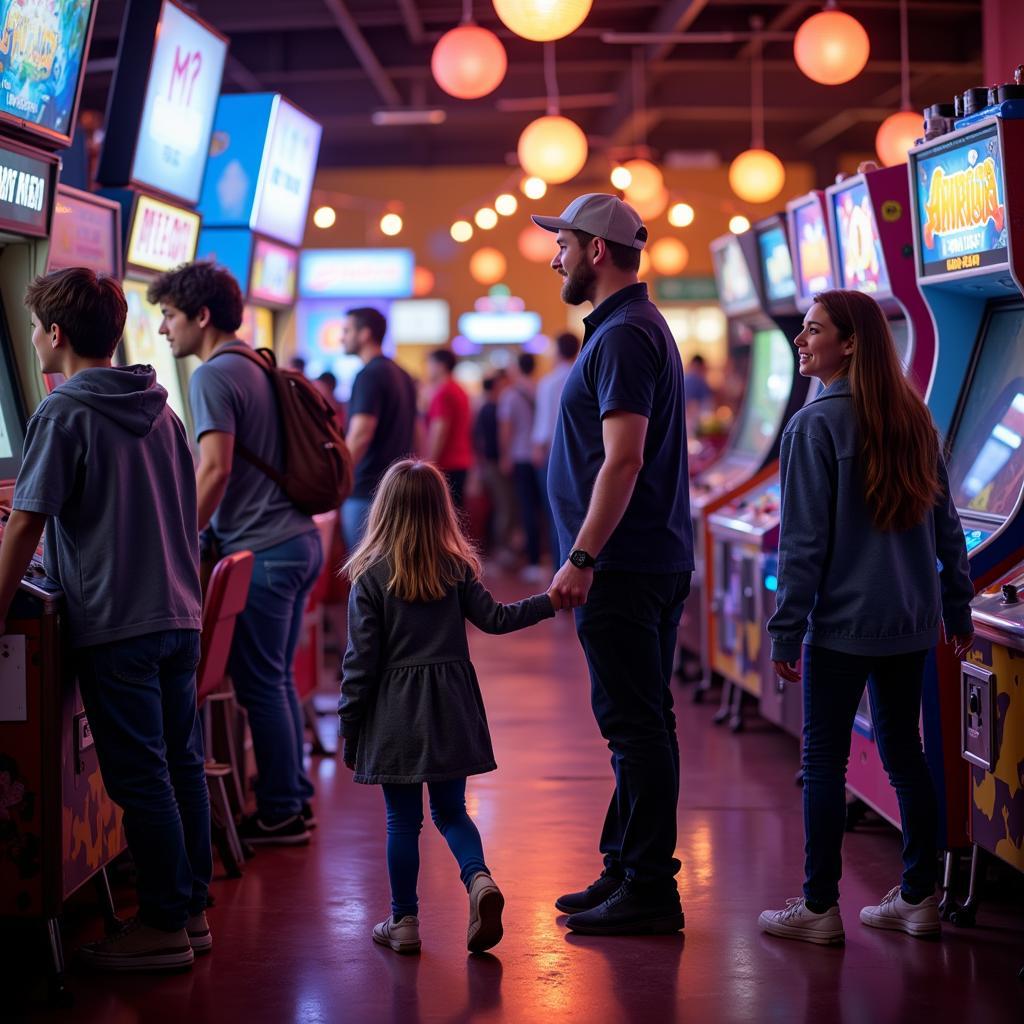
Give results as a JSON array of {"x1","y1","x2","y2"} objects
[{"x1": 13, "y1": 366, "x2": 201, "y2": 647}]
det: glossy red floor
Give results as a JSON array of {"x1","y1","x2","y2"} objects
[{"x1": 19, "y1": 581, "x2": 1024, "y2": 1021}]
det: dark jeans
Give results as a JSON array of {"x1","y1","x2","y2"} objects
[
  {"x1": 512, "y1": 462, "x2": 543, "y2": 566},
  {"x1": 575, "y1": 570, "x2": 691, "y2": 886},
  {"x1": 75, "y1": 629, "x2": 211, "y2": 932},
  {"x1": 802, "y1": 645, "x2": 938, "y2": 906},
  {"x1": 444, "y1": 468, "x2": 468, "y2": 511},
  {"x1": 229, "y1": 530, "x2": 324, "y2": 819},
  {"x1": 382, "y1": 779, "x2": 489, "y2": 918}
]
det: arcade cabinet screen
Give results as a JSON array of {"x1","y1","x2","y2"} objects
[
  {"x1": 0, "y1": 0, "x2": 96, "y2": 147},
  {"x1": 121, "y1": 280, "x2": 189, "y2": 425},
  {"x1": 711, "y1": 237, "x2": 758, "y2": 316},
  {"x1": 757, "y1": 225, "x2": 797, "y2": 305},
  {"x1": 913, "y1": 124, "x2": 1007, "y2": 278},
  {"x1": 792, "y1": 199, "x2": 833, "y2": 300},
  {"x1": 833, "y1": 181, "x2": 891, "y2": 295},
  {"x1": 731, "y1": 329, "x2": 793, "y2": 457},
  {"x1": 0, "y1": 313, "x2": 26, "y2": 477},
  {"x1": 947, "y1": 305, "x2": 1024, "y2": 519}
]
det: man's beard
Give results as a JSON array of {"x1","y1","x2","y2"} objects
[{"x1": 561, "y1": 259, "x2": 596, "y2": 306}]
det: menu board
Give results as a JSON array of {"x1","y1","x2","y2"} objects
[
  {"x1": 731, "y1": 329, "x2": 793, "y2": 457},
  {"x1": 121, "y1": 279, "x2": 188, "y2": 425},
  {"x1": 913, "y1": 124, "x2": 1007, "y2": 278},
  {"x1": 250, "y1": 238, "x2": 298, "y2": 306},
  {"x1": 196, "y1": 227, "x2": 253, "y2": 292},
  {"x1": 299, "y1": 249, "x2": 415, "y2": 299},
  {"x1": 791, "y1": 197, "x2": 833, "y2": 300},
  {"x1": 711, "y1": 235, "x2": 758, "y2": 317},
  {"x1": 0, "y1": 0, "x2": 97, "y2": 147},
  {"x1": 126, "y1": 194, "x2": 201, "y2": 274},
  {"x1": 48, "y1": 186, "x2": 121, "y2": 276},
  {"x1": 130, "y1": 1, "x2": 228, "y2": 204},
  {"x1": 756, "y1": 224, "x2": 797, "y2": 306},
  {"x1": 833, "y1": 180, "x2": 891, "y2": 295}
]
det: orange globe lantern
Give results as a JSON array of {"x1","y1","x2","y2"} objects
[
  {"x1": 650, "y1": 238, "x2": 690, "y2": 276},
  {"x1": 493, "y1": 0, "x2": 593, "y2": 43},
  {"x1": 728, "y1": 148, "x2": 786, "y2": 203},
  {"x1": 627, "y1": 186, "x2": 669, "y2": 222},
  {"x1": 794, "y1": 9, "x2": 870, "y2": 86},
  {"x1": 470, "y1": 247, "x2": 507, "y2": 285},
  {"x1": 622, "y1": 158, "x2": 663, "y2": 202},
  {"x1": 518, "y1": 223, "x2": 556, "y2": 263},
  {"x1": 431, "y1": 24, "x2": 508, "y2": 100},
  {"x1": 413, "y1": 266, "x2": 435, "y2": 296},
  {"x1": 517, "y1": 114, "x2": 588, "y2": 184},
  {"x1": 875, "y1": 110, "x2": 922, "y2": 167}
]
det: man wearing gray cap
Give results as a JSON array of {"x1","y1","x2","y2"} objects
[{"x1": 535, "y1": 194, "x2": 694, "y2": 935}]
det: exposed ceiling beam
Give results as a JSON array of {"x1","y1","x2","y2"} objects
[
  {"x1": 735, "y1": 2, "x2": 814, "y2": 60},
  {"x1": 321, "y1": 0, "x2": 403, "y2": 107},
  {"x1": 396, "y1": 0, "x2": 426, "y2": 45},
  {"x1": 225, "y1": 55, "x2": 264, "y2": 93}
]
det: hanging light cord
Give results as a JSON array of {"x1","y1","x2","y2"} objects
[
  {"x1": 462, "y1": 0, "x2": 473, "y2": 24},
  {"x1": 899, "y1": 0, "x2": 911, "y2": 111},
  {"x1": 751, "y1": 17, "x2": 765, "y2": 149},
  {"x1": 545, "y1": 42, "x2": 560, "y2": 116},
  {"x1": 632, "y1": 47, "x2": 647, "y2": 151}
]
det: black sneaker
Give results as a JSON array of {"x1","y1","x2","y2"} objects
[
  {"x1": 237, "y1": 813, "x2": 311, "y2": 846},
  {"x1": 565, "y1": 880, "x2": 684, "y2": 936},
  {"x1": 301, "y1": 802, "x2": 318, "y2": 829},
  {"x1": 555, "y1": 871, "x2": 624, "y2": 914}
]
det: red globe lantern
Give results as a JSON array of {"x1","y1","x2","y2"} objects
[
  {"x1": 794, "y1": 10, "x2": 870, "y2": 86},
  {"x1": 431, "y1": 24, "x2": 508, "y2": 100},
  {"x1": 875, "y1": 110, "x2": 922, "y2": 167}
]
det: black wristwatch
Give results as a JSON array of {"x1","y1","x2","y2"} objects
[{"x1": 569, "y1": 548, "x2": 596, "y2": 570}]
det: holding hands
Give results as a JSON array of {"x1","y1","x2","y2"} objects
[{"x1": 547, "y1": 561, "x2": 594, "y2": 612}]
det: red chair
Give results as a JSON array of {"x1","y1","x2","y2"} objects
[{"x1": 197, "y1": 551, "x2": 254, "y2": 878}]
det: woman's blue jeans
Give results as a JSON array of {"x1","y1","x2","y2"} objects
[
  {"x1": 802, "y1": 645, "x2": 938, "y2": 907},
  {"x1": 382, "y1": 779, "x2": 489, "y2": 918}
]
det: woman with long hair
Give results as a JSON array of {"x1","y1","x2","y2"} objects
[{"x1": 758, "y1": 290, "x2": 974, "y2": 946}]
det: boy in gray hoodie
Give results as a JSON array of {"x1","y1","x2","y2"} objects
[{"x1": 0, "y1": 269, "x2": 208, "y2": 972}]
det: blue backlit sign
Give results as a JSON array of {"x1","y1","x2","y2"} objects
[
  {"x1": 299, "y1": 249, "x2": 414, "y2": 299},
  {"x1": 196, "y1": 228, "x2": 253, "y2": 294}
]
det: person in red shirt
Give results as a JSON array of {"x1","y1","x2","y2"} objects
[{"x1": 425, "y1": 349, "x2": 474, "y2": 509}]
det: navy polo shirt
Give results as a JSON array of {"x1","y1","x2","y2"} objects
[{"x1": 547, "y1": 282, "x2": 694, "y2": 573}]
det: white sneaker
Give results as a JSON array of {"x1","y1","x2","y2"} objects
[
  {"x1": 187, "y1": 911, "x2": 212, "y2": 954},
  {"x1": 467, "y1": 872, "x2": 504, "y2": 953},
  {"x1": 860, "y1": 887, "x2": 941, "y2": 937},
  {"x1": 78, "y1": 917, "x2": 195, "y2": 971},
  {"x1": 372, "y1": 915, "x2": 421, "y2": 954},
  {"x1": 759, "y1": 898, "x2": 845, "y2": 946}
]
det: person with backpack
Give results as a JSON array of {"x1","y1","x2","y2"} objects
[{"x1": 153, "y1": 262, "x2": 328, "y2": 847}]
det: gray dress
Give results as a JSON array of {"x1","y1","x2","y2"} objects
[{"x1": 339, "y1": 560, "x2": 555, "y2": 784}]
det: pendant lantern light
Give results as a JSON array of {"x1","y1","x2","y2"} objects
[
  {"x1": 794, "y1": 2, "x2": 870, "y2": 86},
  {"x1": 492, "y1": 0, "x2": 593, "y2": 43},
  {"x1": 874, "y1": 0, "x2": 921, "y2": 167},
  {"x1": 518, "y1": 222, "x2": 556, "y2": 262},
  {"x1": 470, "y1": 246, "x2": 507, "y2": 285},
  {"x1": 622, "y1": 159, "x2": 664, "y2": 203},
  {"x1": 650, "y1": 238, "x2": 690, "y2": 276},
  {"x1": 432, "y1": 3, "x2": 507, "y2": 99}
]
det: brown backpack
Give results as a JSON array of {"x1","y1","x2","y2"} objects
[{"x1": 208, "y1": 345, "x2": 353, "y2": 515}]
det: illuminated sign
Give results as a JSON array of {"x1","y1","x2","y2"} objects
[
  {"x1": 914, "y1": 124, "x2": 1008, "y2": 277},
  {"x1": 48, "y1": 186, "x2": 121, "y2": 276},
  {"x1": 833, "y1": 180, "x2": 891, "y2": 295},
  {"x1": 299, "y1": 249, "x2": 414, "y2": 298},
  {"x1": 458, "y1": 311, "x2": 542, "y2": 345},
  {"x1": 390, "y1": 299, "x2": 450, "y2": 345},
  {"x1": 238, "y1": 304, "x2": 274, "y2": 350},
  {"x1": 791, "y1": 198, "x2": 833, "y2": 300},
  {"x1": 126, "y1": 194, "x2": 201, "y2": 273},
  {"x1": 757, "y1": 224, "x2": 797, "y2": 305},
  {"x1": 0, "y1": 138, "x2": 55, "y2": 236},
  {"x1": 131, "y1": 0, "x2": 228, "y2": 204},
  {"x1": 711, "y1": 235, "x2": 758, "y2": 316},
  {"x1": 196, "y1": 227, "x2": 252, "y2": 291},
  {"x1": 250, "y1": 237, "x2": 298, "y2": 306},
  {"x1": 0, "y1": 0, "x2": 96, "y2": 147}
]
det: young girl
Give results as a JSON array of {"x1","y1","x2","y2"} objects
[
  {"x1": 339, "y1": 459, "x2": 556, "y2": 954},
  {"x1": 759, "y1": 290, "x2": 973, "y2": 946}
]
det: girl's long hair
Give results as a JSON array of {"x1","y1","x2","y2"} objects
[
  {"x1": 814, "y1": 289, "x2": 940, "y2": 532},
  {"x1": 344, "y1": 459, "x2": 481, "y2": 601}
]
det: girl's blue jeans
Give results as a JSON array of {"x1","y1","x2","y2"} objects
[{"x1": 382, "y1": 779, "x2": 489, "y2": 918}]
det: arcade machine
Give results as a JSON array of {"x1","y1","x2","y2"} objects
[
  {"x1": 0, "y1": 0, "x2": 131, "y2": 991},
  {"x1": 906, "y1": 96, "x2": 1024, "y2": 906},
  {"x1": 678, "y1": 229, "x2": 807, "y2": 697},
  {"x1": 705, "y1": 210, "x2": 823, "y2": 734},
  {"x1": 96, "y1": 0, "x2": 228, "y2": 434}
]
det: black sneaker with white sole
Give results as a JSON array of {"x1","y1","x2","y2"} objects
[{"x1": 237, "y1": 812, "x2": 311, "y2": 846}]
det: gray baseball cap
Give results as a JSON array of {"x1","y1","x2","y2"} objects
[{"x1": 532, "y1": 193, "x2": 647, "y2": 249}]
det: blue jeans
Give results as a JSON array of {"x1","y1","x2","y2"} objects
[
  {"x1": 575, "y1": 570, "x2": 691, "y2": 886},
  {"x1": 802, "y1": 645, "x2": 938, "y2": 906},
  {"x1": 74, "y1": 629, "x2": 210, "y2": 932},
  {"x1": 382, "y1": 779, "x2": 489, "y2": 918},
  {"x1": 229, "y1": 530, "x2": 323, "y2": 819},
  {"x1": 341, "y1": 497, "x2": 372, "y2": 552}
]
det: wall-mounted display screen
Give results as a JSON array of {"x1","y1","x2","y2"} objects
[
  {"x1": 121, "y1": 280, "x2": 188, "y2": 425},
  {"x1": 756, "y1": 224, "x2": 797, "y2": 306},
  {"x1": 731, "y1": 329, "x2": 793, "y2": 457},
  {"x1": 48, "y1": 186, "x2": 121, "y2": 276},
  {"x1": 238, "y1": 304, "x2": 273, "y2": 350},
  {"x1": 126, "y1": 194, "x2": 201, "y2": 274},
  {"x1": 130, "y1": 0, "x2": 227, "y2": 204},
  {"x1": 0, "y1": 138, "x2": 56, "y2": 237},
  {"x1": 250, "y1": 238, "x2": 298, "y2": 306},
  {"x1": 833, "y1": 180, "x2": 891, "y2": 296},
  {"x1": 196, "y1": 227, "x2": 253, "y2": 293},
  {"x1": 948, "y1": 305, "x2": 1024, "y2": 520},
  {"x1": 711, "y1": 235, "x2": 758, "y2": 316},
  {"x1": 0, "y1": 0, "x2": 97, "y2": 147},
  {"x1": 791, "y1": 197, "x2": 833, "y2": 300},
  {"x1": 390, "y1": 299, "x2": 450, "y2": 345},
  {"x1": 299, "y1": 249, "x2": 414, "y2": 299},
  {"x1": 913, "y1": 124, "x2": 1007, "y2": 278}
]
